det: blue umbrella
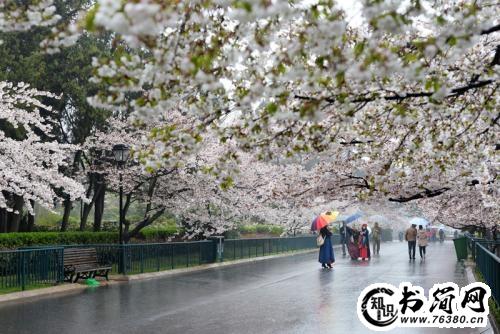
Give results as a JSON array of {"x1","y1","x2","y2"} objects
[
  {"x1": 344, "y1": 212, "x2": 363, "y2": 224},
  {"x1": 409, "y1": 217, "x2": 429, "y2": 227}
]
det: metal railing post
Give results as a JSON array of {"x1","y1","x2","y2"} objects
[
  {"x1": 140, "y1": 246, "x2": 144, "y2": 273},
  {"x1": 156, "y1": 245, "x2": 161, "y2": 271},
  {"x1": 21, "y1": 252, "x2": 26, "y2": 291},
  {"x1": 119, "y1": 245, "x2": 127, "y2": 275},
  {"x1": 57, "y1": 248, "x2": 64, "y2": 283},
  {"x1": 171, "y1": 244, "x2": 175, "y2": 269}
]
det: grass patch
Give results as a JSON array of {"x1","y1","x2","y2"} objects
[
  {"x1": 0, "y1": 283, "x2": 55, "y2": 295},
  {"x1": 474, "y1": 269, "x2": 500, "y2": 327}
]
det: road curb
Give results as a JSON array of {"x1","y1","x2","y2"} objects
[
  {"x1": 464, "y1": 264, "x2": 499, "y2": 334},
  {"x1": 0, "y1": 283, "x2": 88, "y2": 304},
  {"x1": 113, "y1": 248, "x2": 321, "y2": 282},
  {"x1": 0, "y1": 248, "x2": 325, "y2": 303}
]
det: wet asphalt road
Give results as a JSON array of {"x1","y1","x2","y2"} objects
[{"x1": 0, "y1": 241, "x2": 488, "y2": 334}]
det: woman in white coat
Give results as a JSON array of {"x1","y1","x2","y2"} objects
[{"x1": 417, "y1": 225, "x2": 429, "y2": 260}]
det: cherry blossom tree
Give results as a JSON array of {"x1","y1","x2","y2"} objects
[
  {"x1": 0, "y1": 0, "x2": 60, "y2": 33},
  {"x1": 60, "y1": 0, "x2": 497, "y2": 207},
  {"x1": 7, "y1": 1, "x2": 500, "y2": 233},
  {"x1": 417, "y1": 185, "x2": 499, "y2": 232},
  {"x1": 0, "y1": 82, "x2": 85, "y2": 232},
  {"x1": 83, "y1": 115, "x2": 330, "y2": 240},
  {"x1": 0, "y1": 1, "x2": 85, "y2": 232}
]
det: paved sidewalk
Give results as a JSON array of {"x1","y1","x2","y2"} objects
[{"x1": 0, "y1": 241, "x2": 490, "y2": 334}]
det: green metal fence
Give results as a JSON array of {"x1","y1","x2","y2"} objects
[
  {"x1": 465, "y1": 235, "x2": 500, "y2": 307},
  {"x1": 57, "y1": 241, "x2": 217, "y2": 275},
  {"x1": 0, "y1": 248, "x2": 63, "y2": 292},
  {"x1": 13, "y1": 236, "x2": 319, "y2": 281},
  {"x1": 465, "y1": 235, "x2": 500, "y2": 261},
  {"x1": 223, "y1": 236, "x2": 324, "y2": 261},
  {"x1": 476, "y1": 242, "x2": 499, "y2": 306}
]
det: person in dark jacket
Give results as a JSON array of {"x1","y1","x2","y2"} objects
[
  {"x1": 439, "y1": 229, "x2": 445, "y2": 243},
  {"x1": 371, "y1": 222, "x2": 381, "y2": 255},
  {"x1": 359, "y1": 224, "x2": 371, "y2": 260},
  {"x1": 405, "y1": 224, "x2": 417, "y2": 260},
  {"x1": 339, "y1": 221, "x2": 348, "y2": 256},
  {"x1": 318, "y1": 226, "x2": 335, "y2": 268}
]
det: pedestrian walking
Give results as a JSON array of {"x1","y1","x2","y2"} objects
[
  {"x1": 439, "y1": 229, "x2": 445, "y2": 243},
  {"x1": 372, "y1": 222, "x2": 381, "y2": 255},
  {"x1": 339, "y1": 221, "x2": 348, "y2": 256},
  {"x1": 359, "y1": 224, "x2": 371, "y2": 261},
  {"x1": 398, "y1": 231, "x2": 404, "y2": 242},
  {"x1": 417, "y1": 225, "x2": 428, "y2": 260},
  {"x1": 318, "y1": 226, "x2": 335, "y2": 268},
  {"x1": 405, "y1": 224, "x2": 417, "y2": 260},
  {"x1": 346, "y1": 225, "x2": 360, "y2": 260}
]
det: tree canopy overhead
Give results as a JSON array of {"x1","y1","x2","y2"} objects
[
  {"x1": 0, "y1": 0, "x2": 498, "y2": 235},
  {"x1": 75, "y1": 0, "x2": 499, "y2": 202}
]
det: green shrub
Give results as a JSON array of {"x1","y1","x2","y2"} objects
[
  {"x1": 101, "y1": 221, "x2": 118, "y2": 232},
  {"x1": 224, "y1": 229, "x2": 240, "y2": 239},
  {"x1": 32, "y1": 225, "x2": 53, "y2": 232},
  {"x1": 239, "y1": 224, "x2": 283, "y2": 235},
  {"x1": 138, "y1": 226, "x2": 179, "y2": 240},
  {"x1": 68, "y1": 216, "x2": 79, "y2": 226},
  {"x1": 34, "y1": 212, "x2": 80, "y2": 231},
  {"x1": 35, "y1": 211, "x2": 62, "y2": 227},
  {"x1": 270, "y1": 226, "x2": 284, "y2": 235},
  {"x1": 0, "y1": 232, "x2": 118, "y2": 249},
  {"x1": 256, "y1": 225, "x2": 270, "y2": 234},
  {"x1": 239, "y1": 225, "x2": 257, "y2": 234}
]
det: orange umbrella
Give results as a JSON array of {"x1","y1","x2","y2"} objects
[{"x1": 311, "y1": 211, "x2": 339, "y2": 231}]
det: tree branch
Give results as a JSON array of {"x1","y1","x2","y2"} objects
[
  {"x1": 295, "y1": 80, "x2": 495, "y2": 104},
  {"x1": 125, "y1": 208, "x2": 166, "y2": 242},
  {"x1": 481, "y1": 24, "x2": 500, "y2": 35},
  {"x1": 388, "y1": 187, "x2": 450, "y2": 202}
]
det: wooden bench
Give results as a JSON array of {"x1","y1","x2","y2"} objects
[{"x1": 63, "y1": 248, "x2": 112, "y2": 283}]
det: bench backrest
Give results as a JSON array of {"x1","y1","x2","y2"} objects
[{"x1": 63, "y1": 248, "x2": 99, "y2": 267}]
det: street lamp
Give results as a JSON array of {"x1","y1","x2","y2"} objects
[
  {"x1": 112, "y1": 144, "x2": 130, "y2": 166},
  {"x1": 112, "y1": 144, "x2": 130, "y2": 274}
]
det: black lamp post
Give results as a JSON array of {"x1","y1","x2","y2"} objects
[{"x1": 112, "y1": 144, "x2": 130, "y2": 274}]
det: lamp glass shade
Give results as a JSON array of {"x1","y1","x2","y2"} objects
[{"x1": 112, "y1": 144, "x2": 130, "y2": 163}]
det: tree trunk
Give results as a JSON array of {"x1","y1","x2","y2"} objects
[
  {"x1": 93, "y1": 174, "x2": 105, "y2": 232},
  {"x1": 123, "y1": 209, "x2": 165, "y2": 243},
  {"x1": 122, "y1": 193, "x2": 133, "y2": 240},
  {"x1": 0, "y1": 208, "x2": 7, "y2": 233},
  {"x1": 59, "y1": 150, "x2": 81, "y2": 232},
  {"x1": 80, "y1": 173, "x2": 97, "y2": 231},
  {"x1": 26, "y1": 210, "x2": 35, "y2": 232},
  {"x1": 8, "y1": 195, "x2": 24, "y2": 232},
  {"x1": 19, "y1": 213, "x2": 29, "y2": 232},
  {"x1": 60, "y1": 196, "x2": 73, "y2": 232},
  {"x1": 80, "y1": 202, "x2": 92, "y2": 231}
]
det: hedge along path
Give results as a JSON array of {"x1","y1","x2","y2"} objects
[
  {"x1": 0, "y1": 232, "x2": 118, "y2": 250},
  {"x1": 0, "y1": 228, "x2": 181, "y2": 250}
]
